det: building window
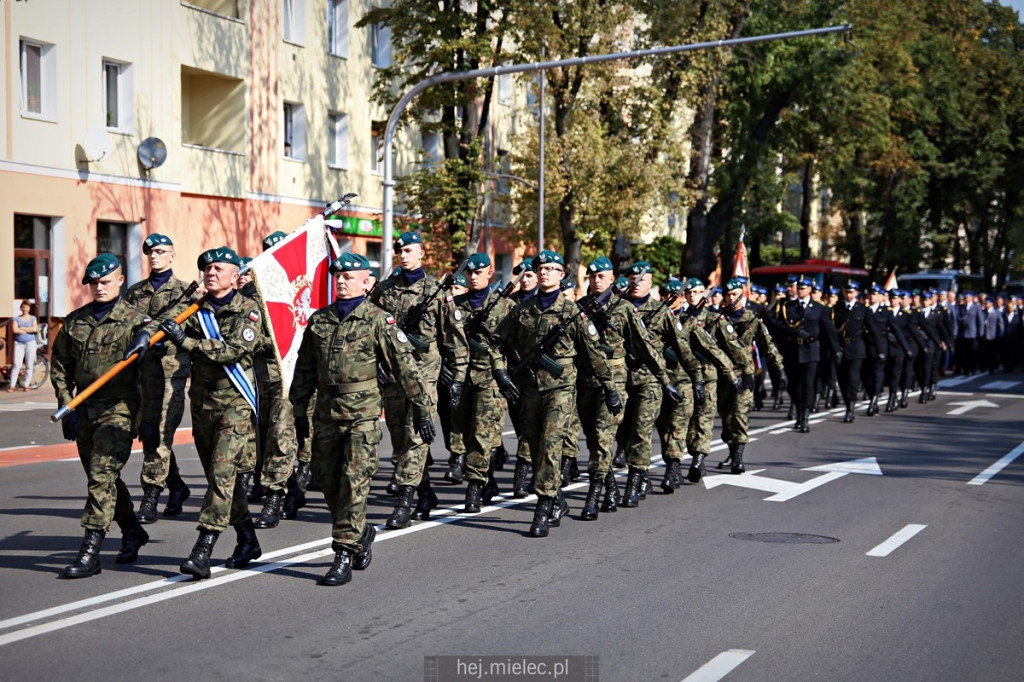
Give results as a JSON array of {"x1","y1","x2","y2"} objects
[
  {"x1": 96, "y1": 221, "x2": 129, "y2": 296},
  {"x1": 371, "y1": 23, "x2": 391, "y2": 68},
  {"x1": 284, "y1": 101, "x2": 307, "y2": 160},
  {"x1": 327, "y1": 111, "x2": 349, "y2": 168},
  {"x1": 181, "y1": 66, "x2": 246, "y2": 152},
  {"x1": 422, "y1": 130, "x2": 440, "y2": 165},
  {"x1": 371, "y1": 121, "x2": 385, "y2": 174},
  {"x1": 498, "y1": 72, "x2": 512, "y2": 105},
  {"x1": 283, "y1": 0, "x2": 306, "y2": 44},
  {"x1": 20, "y1": 39, "x2": 56, "y2": 119},
  {"x1": 103, "y1": 59, "x2": 134, "y2": 132},
  {"x1": 327, "y1": 0, "x2": 348, "y2": 57},
  {"x1": 183, "y1": 0, "x2": 241, "y2": 19}
]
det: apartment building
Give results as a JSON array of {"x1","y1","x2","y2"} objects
[{"x1": 1, "y1": 0, "x2": 526, "y2": 336}]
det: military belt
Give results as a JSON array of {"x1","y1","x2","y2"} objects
[
  {"x1": 606, "y1": 357, "x2": 626, "y2": 367},
  {"x1": 550, "y1": 357, "x2": 575, "y2": 366},
  {"x1": 795, "y1": 336, "x2": 817, "y2": 345},
  {"x1": 326, "y1": 379, "x2": 378, "y2": 396}
]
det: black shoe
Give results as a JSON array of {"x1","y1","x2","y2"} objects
[
  {"x1": 843, "y1": 401, "x2": 856, "y2": 423},
  {"x1": 601, "y1": 472, "x2": 619, "y2": 513},
  {"x1": 444, "y1": 454, "x2": 466, "y2": 484},
  {"x1": 353, "y1": 524, "x2": 376, "y2": 571},
  {"x1": 321, "y1": 549, "x2": 353, "y2": 586},
  {"x1": 414, "y1": 477, "x2": 439, "y2": 520},
  {"x1": 463, "y1": 481, "x2": 483, "y2": 513},
  {"x1": 64, "y1": 530, "x2": 105, "y2": 578},
  {"x1": 225, "y1": 518, "x2": 262, "y2": 569},
  {"x1": 662, "y1": 459, "x2": 682, "y2": 493},
  {"x1": 687, "y1": 454, "x2": 706, "y2": 483},
  {"x1": 491, "y1": 444, "x2": 508, "y2": 471},
  {"x1": 622, "y1": 467, "x2": 642, "y2": 508},
  {"x1": 246, "y1": 483, "x2": 264, "y2": 504},
  {"x1": 254, "y1": 493, "x2": 284, "y2": 529},
  {"x1": 386, "y1": 486, "x2": 415, "y2": 529},
  {"x1": 560, "y1": 456, "x2": 576, "y2": 488},
  {"x1": 730, "y1": 443, "x2": 746, "y2": 475},
  {"x1": 580, "y1": 480, "x2": 602, "y2": 520},
  {"x1": 899, "y1": 390, "x2": 909, "y2": 408},
  {"x1": 528, "y1": 498, "x2": 554, "y2": 537},
  {"x1": 481, "y1": 475, "x2": 500, "y2": 505},
  {"x1": 512, "y1": 460, "x2": 532, "y2": 499},
  {"x1": 717, "y1": 453, "x2": 733, "y2": 470},
  {"x1": 180, "y1": 530, "x2": 219, "y2": 580},
  {"x1": 639, "y1": 472, "x2": 652, "y2": 500},
  {"x1": 385, "y1": 475, "x2": 400, "y2": 497},
  {"x1": 787, "y1": 403, "x2": 796, "y2": 420},
  {"x1": 282, "y1": 489, "x2": 306, "y2": 520},
  {"x1": 115, "y1": 524, "x2": 149, "y2": 564},
  {"x1": 612, "y1": 449, "x2": 627, "y2": 469},
  {"x1": 548, "y1": 489, "x2": 570, "y2": 527},
  {"x1": 885, "y1": 392, "x2": 898, "y2": 412},
  {"x1": 137, "y1": 485, "x2": 160, "y2": 524},
  {"x1": 164, "y1": 478, "x2": 191, "y2": 517},
  {"x1": 798, "y1": 408, "x2": 810, "y2": 433}
]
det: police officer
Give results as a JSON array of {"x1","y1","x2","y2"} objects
[
  {"x1": 51, "y1": 254, "x2": 153, "y2": 578},
  {"x1": 290, "y1": 253, "x2": 434, "y2": 586},
  {"x1": 158, "y1": 247, "x2": 266, "y2": 579},
  {"x1": 498, "y1": 250, "x2": 617, "y2": 537},
  {"x1": 124, "y1": 234, "x2": 193, "y2": 523},
  {"x1": 370, "y1": 232, "x2": 468, "y2": 529}
]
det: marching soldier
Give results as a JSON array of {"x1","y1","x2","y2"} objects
[
  {"x1": 290, "y1": 253, "x2": 434, "y2": 586},
  {"x1": 52, "y1": 254, "x2": 154, "y2": 578},
  {"x1": 124, "y1": 234, "x2": 193, "y2": 524},
  {"x1": 497, "y1": 250, "x2": 618, "y2": 537},
  {"x1": 507, "y1": 258, "x2": 538, "y2": 498},
  {"x1": 831, "y1": 281, "x2": 871, "y2": 422},
  {"x1": 158, "y1": 247, "x2": 266, "y2": 579},
  {"x1": 370, "y1": 231, "x2": 468, "y2": 529},
  {"x1": 882, "y1": 289, "x2": 914, "y2": 411}
]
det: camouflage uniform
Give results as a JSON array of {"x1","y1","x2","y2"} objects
[
  {"x1": 124, "y1": 272, "x2": 192, "y2": 512},
  {"x1": 290, "y1": 300, "x2": 431, "y2": 553}
]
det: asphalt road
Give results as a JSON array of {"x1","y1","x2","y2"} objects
[{"x1": 1, "y1": 372, "x2": 1022, "y2": 682}]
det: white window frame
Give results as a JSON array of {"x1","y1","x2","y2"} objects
[
  {"x1": 283, "y1": 101, "x2": 307, "y2": 160},
  {"x1": 327, "y1": 0, "x2": 349, "y2": 57},
  {"x1": 20, "y1": 38, "x2": 57, "y2": 121},
  {"x1": 421, "y1": 130, "x2": 440, "y2": 166},
  {"x1": 282, "y1": 0, "x2": 306, "y2": 45},
  {"x1": 327, "y1": 111, "x2": 349, "y2": 169},
  {"x1": 102, "y1": 59, "x2": 134, "y2": 133},
  {"x1": 498, "y1": 72, "x2": 512, "y2": 106},
  {"x1": 371, "y1": 23, "x2": 391, "y2": 68}
]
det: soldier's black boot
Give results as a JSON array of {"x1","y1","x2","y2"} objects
[
  {"x1": 845, "y1": 399, "x2": 858, "y2": 422},
  {"x1": 385, "y1": 474, "x2": 400, "y2": 497},
  {"x1": 137, "y1": 484, "x2": 160, "y2": 524},
  {"x1": 885, "y1": 391, "x2": 898, "y2": 412},
  {"x1": 414, "y1": 473, "x2": 439, "y2": 520},
  {"x1": 282, "y1": 474, "x2": 307, "y2": 520},
  {"x1": 321, "y1": 548, "x2": 353, "y2": 586},
  {"x1": 528, "y1": 497, "x2": 554, "y2": 538},
  {"x1": 918, "y1": 385, "x2": 928, "y2": 403},
  {"x1": 549, "y1": 488, "x2": 570, "y2": 527},
  {"x1": 787, "y1": 403, "x2": 796, "y2": 421},
  {"x1": 164, "y1": 454, "x2": 191, "y2": 517},
  {"x1": 580, "y1": 479, "x2": 602, "y2": 521},
  {"x1": 601, "y1": 471, "x2": 619, "y2": 513},
  {"x1": 254, "y1": 493, "x2": 284, "y2": 529},
  {"x1": 639, "y1": 471, "x2": 653, "y2": 499},
  {"x1": 353, "y1": 524, "x2": 376, "y2": 571},
  {"x1": 444, "y1": 453, "x2": 466, "y2": 484},
  {"x1": 899, "y1": 389, "x2": 909, "y2": 408},
  {"x1": 662, "y1": 459, "x2": 682, "y2": 493},
  {"x1": 799, "y1": 408, "x2": 811, "y2": 433},
  {"x1": 512, "y1": 460, "x2": 531, "y2": 499},
  {"x1": 463, "y1": 481, "x2": 484, "y2": 513},
  {"x1": 559, "y1": 456, "x2": 574, "y2": 487},
  {"x1": 180, "y1": 529, "x2": 219, "y2": 580},
  {"x1": 717, "y1": 451, "x2": 733, "y2": 470},
  {"x1": 491, "y1": 444, "x2": 508, "y2": 471},
  {"x1": 730, "y1": 443, "x2": 746, "y2": 475},
  {"x1": 810, "y1": 391, "x2": 820, "y2": 413},
  {"x1": 64, "y1": 529, "x2": 105, "y2": 578},
  {"x1": 481, "y1": 473, "x2": 500, "y2": 505},
  {"x1": 612, "y1": 448, "x2": 627, "y2": 469},
  {"x1": 386, "y1": 485, "x2": 415, "y2": 529},
  {"x1": 225, "y1": 518, "x2": 262, "y2": 569},
  {"x1": 687, "y1": 453, "x2": 706, "y2": 483},
  {"x1": 622, "y1": 467, "x2": 643, "y2": 508},
  {"x1": 115, "y1": 518, "x2": 149, "y2": 564}
]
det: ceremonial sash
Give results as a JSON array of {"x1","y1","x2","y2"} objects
[{"x1": 197, "y1": 308, "x2": 259, "y2": 417}]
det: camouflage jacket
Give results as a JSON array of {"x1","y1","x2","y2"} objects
[
  {"x1": 578, "y1": 294, "x2": 670, "y2": 388},
  {"x1": 497, "y1": 294, "x2": 614, "y2": 392},
  {"x1": 675, "y1": 307, "x2": 737, "y2": 383},
  {"x1": 289, "y1": 300, "x2": 431, "y2": 423},
  {"x1": 239, "y1": 279, "x2": 281, "y2": 385},
  {"x1": 452, "y1": 289, "x2": 513, "y2": 386},
  {"x1": 370, "y1": 272, "x2": 468, "y2": 381},
  {"x1": 51, "y1": 298, "x2": 151, "y2": 418},
  {"x1": 627, "y1": 297, "x2": 703, "y2": 387},
  {"x1": 723, "y1": 306, "x2": 784, "y2": 376}
]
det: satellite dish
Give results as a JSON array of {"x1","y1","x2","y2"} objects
[
  {"x1": 82, "y1": 128, "x2": 114, "y2": 162},
  {"x1": 138, "y1": 137, "x2": 167, "y2": 170}
]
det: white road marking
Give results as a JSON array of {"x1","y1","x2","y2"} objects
[
  {"x1": 681, "y1": 649, "x2": 756, "y2": 682},
  {"x1": 967, "y1": 441, "x2": 1024, "y2": 486},
  {"x1": 866, "y1": 524, "x2": 926, "y2": 557},
  {"x1": 937, "y1": 375, "x2": 975, "y2": 388},
  {"x1": 986, "y1": 393, "x2": 1024, "y2": 399},
  {"x1": 946, "y1": 399, "x2": 999, "y2": 416},
  {"x1": 0, "y1": 402, "x2": 55, "y2": 413},
  {"x1": 979, "y1": 380, "x2": 1020, "y2": 391}
]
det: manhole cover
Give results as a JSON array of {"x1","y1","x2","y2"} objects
[{"x1": 729, "y1": 532, "x2": 839, "y2": 544}]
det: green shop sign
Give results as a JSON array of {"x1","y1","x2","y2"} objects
[{"x1": 329, "y1": 215, "x2": 382, "y2": 238}]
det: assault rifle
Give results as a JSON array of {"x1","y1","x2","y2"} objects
[
  {"x1": 400, "y1": 259, "x2": 470, "y2": 352},
  {"x1": 464, "y1": 271, "x2": 525, "y2": 356}
]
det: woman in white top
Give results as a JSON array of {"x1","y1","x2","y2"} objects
[{"x1": 8, "y1": 300, "x2": 39, "y2": 391}]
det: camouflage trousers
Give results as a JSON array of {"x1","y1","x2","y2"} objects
[
  {"x1": 192, "y1": 399, "x2": 257, "y2": 532},
  {"x1": 518, "y1": 384, "x2": 575, "y2": 498},
  {"x1": 383, "y1": 377, "x2": 438, "y2": 487},
  {"x1": 622, "y1": 381, "x2": 664, "y2": 470},
  {"x1": 295, "y1": 400, "x2": 314, "y2": 465},
  {"x1": 139, "y1": 367, "x2": 187, "y2": 491},
  {"x1": 509, "y1": 390, "x2": 532, "y2": 467},
  {"x1": 257, "y1": 379, "x2": 299, "y2": 494},
  {"x1": 687, "y1": 379, "x2": 718, "y2": 455},
  {"x1": 655, "y1": 376, "x2": 695, "y2": 462},
  {"x1": 453, "y1": 381, "x2": 505, "y2": 484},
  {"x1": 562, "y1": 407, "x2": 581, "y2": 461},
  {"x1": 311, "y1": 417, "x2": 381, "y2": 554},
  {"x1": 718, "y1": 380, "x2": 753, "y2": 445},
  {"x1": 578, "y1": 379, "x2": 625, "y2": 479},
  {"x1": 77, "y1": 406, "x2": 137, "y2": 533}
]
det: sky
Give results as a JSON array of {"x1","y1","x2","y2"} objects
[{"x1": 1002, "y1": 0, "x2": 1024, "y2": 16}]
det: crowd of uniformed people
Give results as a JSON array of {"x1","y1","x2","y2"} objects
[{"x1": 50, "y1": 229, "x2": 1012, "y2": 586}]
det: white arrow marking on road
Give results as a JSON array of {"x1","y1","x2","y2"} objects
[
  {"x1": 967, "y1": 440, "x2": 1024, "y2": 486},
  {"x1": 682, "y1": 649, "x2": 756, "y2": 682},
  {"x1": 946, "y1": 399, "x2": 999, "y2": 416},
  {"x1": 979, "y1": 380, "x2": 1019, "y2": 391},
  {"x1": 704, "y1": 457, "x2": 883, "y2": 502}
]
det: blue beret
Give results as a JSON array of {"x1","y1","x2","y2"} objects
[
  {"x1": 82, "y1": 253, "x2": 122, "y2": 284},
  {"x1": 239, "y1": 257, "x2": 253, "y2": 268},
  {"x1": 142, "y1": 233, "x2": 173, "y2": 254},
  {"x1": 453, "y1": 274, "x2": 468, "y2": 287},
  {"x1": 684, "y1": 277, "x2": 705, "y2": 291},
  {"x1": 464, "y1": 253, "x2": 491, "y2": 271},
  {"x1": 725, "y1": 278, "x2": 746, "y2": 292},
  {"x1": 394, "y1": 231, "x2": 423, "y2": 248},
  {"x1": 911, "y1": 288, "x2": 922, "y2": 296},
  {"x1": 614, "y1": 276, "x2": 629, "y2": 291},
  {"x1": 329, "y1": 252, "x2": 371, "y2": 273},
  {"x1": 662, "y1": 278, "x2": 684, "y2": 295},
  {"x1": 628, "y1": 261, "x2": 652, "y2": 276},
  {"x1": 262, "y1": 231, "x2": 288, "y2": 251},
  {"x1": 512, "y1": 257, "x2": 534, "y2": 275},
  {"x1": 536, "y1": 250, "x2": 564, "y2": 266},
  {"x1": 197, "y1": 247, "x2": 241, "y2": 270},
  {"x1": 587, "y1": 256, "x2": 614, "y2": 274}
]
